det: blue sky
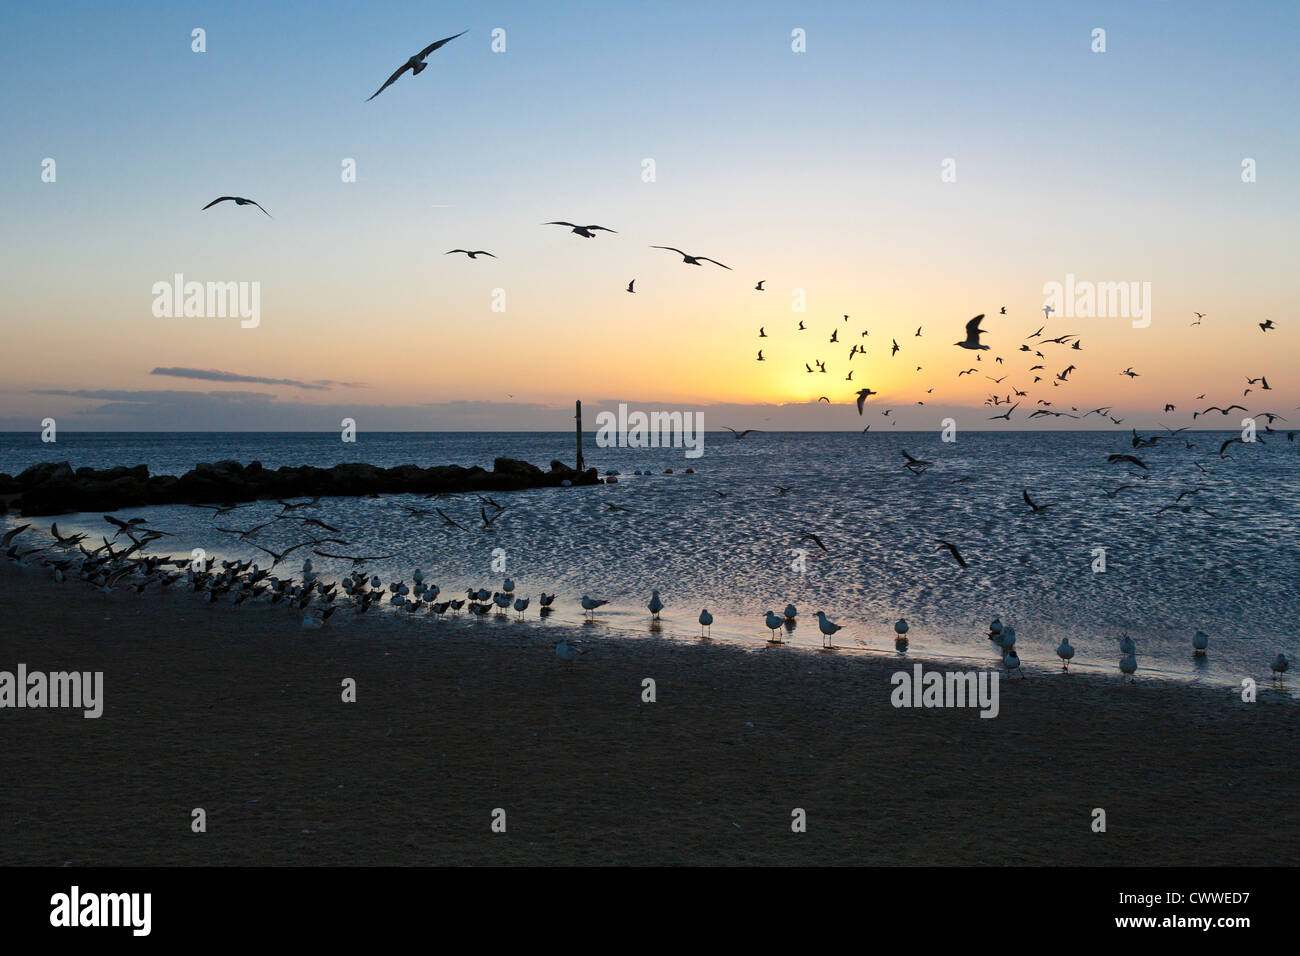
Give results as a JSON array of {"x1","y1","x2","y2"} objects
[{"x1": 0, "y1": 0, "x2": 1296, "y2": 429}]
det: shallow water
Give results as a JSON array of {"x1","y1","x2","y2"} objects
[{"x1": 2, "y1": 430, "x2": 1296, "y2": 692}]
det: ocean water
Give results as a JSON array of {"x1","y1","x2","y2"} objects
[{"x1": 2, "y1": 430, "x2": 1297, "y2": 692}]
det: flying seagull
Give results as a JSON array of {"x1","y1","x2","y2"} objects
[
  {"x1": 1022, "y1": 490, "x2": 1050, "y2": 514},
  {"x1": 366, "y1": 30, "x2": 468, "y2": 101},
  {"x1": 650, "y1": 246, "x2": 731, "y2": 269},
  {"x1": 935, "y1": 540, "x2": 968, "y2": 568},
  {"x1": 202, "y1": 196, "x2": 271, "y2": 217},
  {"x1": 445, "y1": 249, "x2": 495, "y2": 259},
  {"x1": 754, "y1": 280, "x2": 766, "y2": 291},
  {"x1": 955, "y1": 314, "x2": 990, "y2": 350},
  {"x1": 855, "y1": 388, "x2": 878, "y2": 414},
  {"x1": 626, "y1": 279, "x2": 635, "y2": 293},
  {"x1": 546, "y1": 222, "x2": 617, "y2": 238}
]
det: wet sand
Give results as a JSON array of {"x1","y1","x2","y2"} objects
[{"x1": 0, "y1": 560, "x2": 1295, "y2": 866}]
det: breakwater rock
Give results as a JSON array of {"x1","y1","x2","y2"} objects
[{"x1": 0, "y1": 458, "x2": 600, "y2": 517}]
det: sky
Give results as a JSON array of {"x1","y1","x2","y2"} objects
[{"x1": 0, "y1": 0, "x2": 1296, "y2": 430}]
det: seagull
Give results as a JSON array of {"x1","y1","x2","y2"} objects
[
  {"x1": 1259, "y1": 319, "x2": 1275, "y2": 331},
  {"x1": 1192, "y1": 630, "x2": 1208, "y2": 656},
  {"x1": 954, "y1": 314, "x2": 990, "y2": 350},
  {"x1": 723, "y1": 427, "x2": 758, "y2": 440},
  {"x1": 1107, "y1": 454, "x2": 1147, "y2": 469},
  {"x1": 698, "y1": 609, "x2": 713, "y2": 637},
  {"x1": 855, "y1": 388, "x2": 878, "y2": 414},
  {"x1": 1271, "y1": 653, "x2": 1289, "y2": 679},
  {"x1": 757, "y1": 350, "x2": 764, "y2": 361},
  {"x1": 626, "y1": 280, "x2": 636, "y2": 293},
  {"x1": 647, "y1": 590, "x2": 664, "y2": 621},
  {"x1": 446, "y1": 249, "x2": 495, "y2": 259},
  {"x1": 901, "y1": 449, "x2": 933, "y2": 474},
  {"x1": 555, "y1": 638, "x2": 582, "y2": 661},
  {"x1": 1119, "y1": 634, "x2": 1136, "y2": 656},
  {"x1": 366, "y1": 30, "x2": 468, "y2": 101},
  {"x1": 513, "y1": 596, "x2": 530, "y2": 619},
  {"x1": 935, "y1": 540, "x2": 968, "y2": 567},
  {"x1": 1003, "y1": 648, "x2": 1025, "y2": 678},
  {"x1": 755, "y1": 280, "x2": 766, "y2": 291},
  {"x1": 764, "y1": 611, "x2": 785, "y2": 642},
  {"x1": 1056, "y1": 637, "x2": 1075, "y2": 670},
  {"x1": 202, "y1": 196, "x2": 272, "y2": 217},
  {"x1": 650, "y1": 246, "x2": 731, "y2": 269},
  {"x1": 1119, "y1": 651, "x2": 1138, "y2": 682},
  {"x1": 580, "y1": 595, "x2": 607, "y2": 619},
  {"x1": 1119, "y1": 367, "x2": 1140, "y2": 378},
  {"x1": 1022, "y1": 490, "x2": 1050, "y2": 513},
  {"x1": 783, "y1": 604, "x2": 797, "y2": 622},
  {"x1": 546, "y1": 221, "x2": 617, "y2": 238},
  {"x1": 799, "y1": 531, "x2": 828, "y2": 552},
  {"x1": 814, "y1": 611, "x2": 842, "y2": 649}
]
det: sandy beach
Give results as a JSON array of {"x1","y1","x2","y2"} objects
[{"x1": 0, "y1": 559, "x2": 1295, "y2": 867}]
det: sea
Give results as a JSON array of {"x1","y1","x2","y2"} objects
[{"x1": 2, "y1": 430, "x2": 1296, "y2": 693}]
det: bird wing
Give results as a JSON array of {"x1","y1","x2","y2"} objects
[
  {"x1": 586, "y1": 225, "x2": 617, "y2": 233},
  {"x1": 417, "y1": 29, "x2": 469, "y2": 58},
  {"x1": 366, "y1": 61, "x2": 413, "y2": 101},
  {"x1": 964, "y1": 314, "x2": 985, "y2": 338},
  {"x1": 202, "y1": 197, "x2": 237, "y2": 209},
  {"x1": 651, "y1": 245, "x2": 686, "y2": 256},
  {"x1": 249, "y1": 200, "x2": 272, "y2": 218},
  {"x1": 546, "y1": 221, "x2": 577, "y2": 228},
  {"x1": 696, "y1": 257, "x2": 732, "y2": 270}
]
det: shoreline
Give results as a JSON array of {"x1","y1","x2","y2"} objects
[{"x1": 1, "y1": 559, "x2": 1295, "y2": 866}]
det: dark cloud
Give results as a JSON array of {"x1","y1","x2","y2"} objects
[{"x1": 150, "y1": 367, "x2": 367, "y2": 390}]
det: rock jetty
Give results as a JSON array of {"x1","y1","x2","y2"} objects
[{"x1": 0, "y1": 458, "x2": 600, "y2": 517}]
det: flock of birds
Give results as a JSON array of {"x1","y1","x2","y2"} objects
[{"x1": 1, "y1": 518, "x2": 1291, "y2": 685}]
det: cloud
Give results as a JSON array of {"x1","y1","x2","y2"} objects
[{"x1": 149, "y1": 367, "x2": 367, "y2": 390}]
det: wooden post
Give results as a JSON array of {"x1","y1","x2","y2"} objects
[{"x1": 575, "y1": 400, "x2": 584, "y2": 472}]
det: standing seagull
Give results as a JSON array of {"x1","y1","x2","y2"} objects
[
  {"x1": 1271, "y1": 653, "x2": 1289, "y2": 679},
  {"x1": 366, "y1": 30, "x2": 468, "y2": 101},
  {"x1": 1056, "y1": 637, "x2": 1075, "y2": 670},
  {"x1": 698, "y1": 609, "x2": 713, "y2": 638},
  {"x1": 202, "y1": 196, "x2": 272, "y2": 217},
  {"x1": 647, "y1": 590, "x2": 664, "y2": 621},
  {"x1": 814, "y1": 611, "x2": 842, "y2": 649},
  {"x1": 546, "y1": 222, "x2": 618, "y2": 238},
  {"x1": 650, "y1": 246, "x2": 731, "y2": 269},
  {"x1": 764, "y1": 611, "x2": 785, "y2": 642},
  {"x1": 954, "y1": 314, "x2": 990, "y2": 351},
  {"x1": 1192, "y1": 630, "x2": 1209, "y2": 656}
]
